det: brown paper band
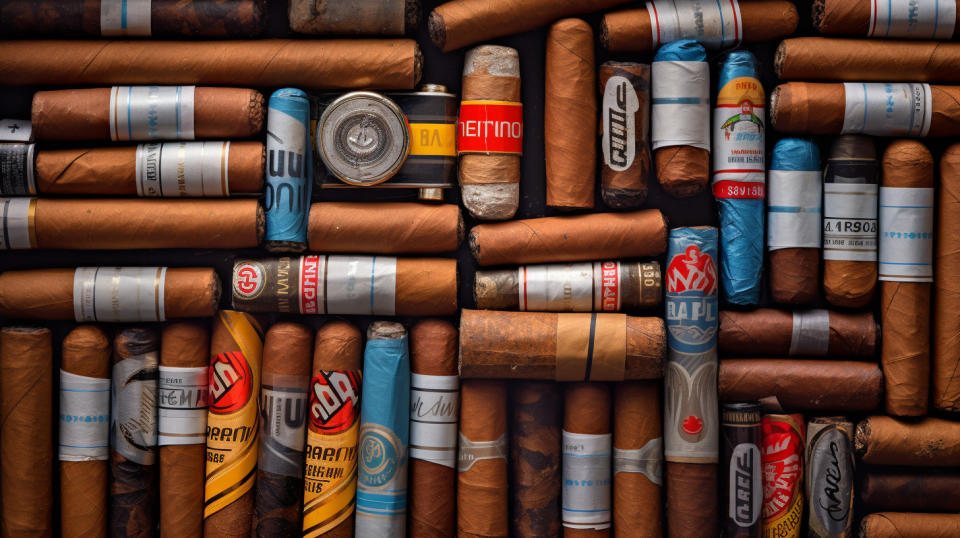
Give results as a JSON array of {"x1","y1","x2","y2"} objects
[{"x1": 555, "y1": 313, "x2": 627, "y2": 381}]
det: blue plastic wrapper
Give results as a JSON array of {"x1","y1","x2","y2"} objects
[
  {"x1": 653, "y1": 39, "x2": 707, "y2": 62},
  {"x1": 265, "y1": 88, "x2": 312, "y2": 245}
]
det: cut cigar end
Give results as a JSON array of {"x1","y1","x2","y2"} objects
[
  {"x1": 774, "y1": 41, "x2": 786, "y2": 79},
  {"x1": 368, "y1": 320, "x2": 406, "y2": 340},
  {"x1": 602, "y1": 188, "x2": 646, "y2": 209},
  {"x1": 599, "y1": 17, "x2": 612, "y2": 50},
  {"x1": 457, "y1": 208, "x2": 466, "y2": 245},
  {"x1": 413, "y1": 42, "x2": 424, "y2": 86},
  {"x1": 428, "y1": 10, "x2": 446, "y2": 50},
  {"x1": 811, "y1": 0, "x2": 826, "y2": 31},
  {"x1": 769, "y1": 85, "x2": 783, "y2": 130},
  {"x1": 854, "y1": 419, "x2": 870, "y2": 457},
  {"x1": 255, "y1": 203, "x2": 266, "y2": 245},
  {"x1": 264, "y1": 240, "x2": 307, "y2": 254},
  {"x1": 405, "y1": 0, "x2": 421, "y2": 32},
  {"x1": 462, "y1": 184, "x2": 519, "y2": 220}
]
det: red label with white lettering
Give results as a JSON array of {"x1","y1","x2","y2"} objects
[
  {"x1": 599, "y1": 261, "x2": 620, "y2": 311},
  {"x1": 712, "y1": 180, "x2": 765, "y2": 200},
  {"x1": 299, "y1": 255, "x2": 322, "y2": 315},
  {"x1": 457, "y1": 100, "x2": 523, "y2": 155}
]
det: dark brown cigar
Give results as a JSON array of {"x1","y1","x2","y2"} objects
[
  {"x1": 718, "y1": 308, "x2": 877, "y2": 358},
  {"x1": 511, "y1": 382, "x2": 562, "y2": 538},
  {"x1": 861, "y1": 470, "x2": 960, "y2": 512}
]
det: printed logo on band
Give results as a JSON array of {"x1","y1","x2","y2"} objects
[
  {"x1": 209, "y1": 351, "x2": 254, "y2": 414},
  {"x1": 112, "y1": 352, "x2": 159, "y2": 465},
  {"x1": 807, "y1": 424, "x2": 853, "y2": 534},
  {"x1": 136, "y1": 141, "x2": 231, "y2": 197},
  {"x1": 101, "y1": 0, "x2": 151, "y2": 36},
  {"x1": 842, "y1": 83, "x2": 932, "y2": 137},
  {"x1": 110, "y1": 86, "x2": 196, "y2": 141},
  {"x1": 767, "y1": 170, "x2": 822, "y2": 250},
  {"x1": 824, "y1": 173, "x2": 878, "y2": 262},
  {"x1": 310, "y1": 370, "x2": 361, "y2": 433},
  {"x1": 457, "y1": 101, "x2": 523, "y2": 155},
  {"x1": 59, "y1": 370, "x2": 110, "y2": 461},
  {"x1": 0, "y1": 197, "x2": 36, "y2": 249},
  {"x1": 647, "y1": 0, "x2": 743, "y2": 47},
  {"x1": 651, "y1": 61, "x2": 710, "y2": 151},
  {"x1": 713, "y1": 76, "x2": 765, "y2": 194},
  {"x1": 409, "y1": 122, "x2": 457, "y2": 157},
  {"x1": 596, "y1": 261, "x2": 621, "y2": 312},
  {"x1": 356, "y1": 422, "x2": 406, "y2": 534},
  {"x1": 0, "y1": 144, "x2": 36, "y2": 196},
  {"x1": 761, "y1": 416, "x2": 804, "y2": 535},
  {"x1": 878, "y1": 187, "x2": 934, "y2": 282},
  {"x1": 729, "y1": 443, "x2": 761, "y2": 527},
  {"x1": 602, "y1": 76, "x2": 639, "y2": 171},
  {"x1": 458, "y1": 432, "x2": 507, "y2": 472},
  {"x1": 233, "y1": 261, "x2": 266, "y2": 300},
  {"x1": 519, "y1": 263, "x2": 594, "y2": 312},
  {"x1": 158, "y1": 366, "x2": 208, "y2": 446},
  {"x1": 562, "y1": 431, "x2": 612, "y2": 530},
  {"x1": 299, "y1": 255, "x2": 326, "y2": 315},
  {"x1": 410, "y1": 374, "x2": 459, "y2": 469},
  {"x1": 260, "y1": 375, "x2": 309, "y2": 477},
  {"x1": 73, "y1": 267, "x2": 166, "y2": 322},
  {"x1": 0, "y1": 119, "x2": 32, "y2": 142},
  {"x1": 869, "y1": 0, "x2": 956, "y2": 39},
  {"x1": 613, "y1": 437, "x2": 663, "y2": 485},
  {"x1": 666, "y1": 244, "x2": 718, "y2": 352}
]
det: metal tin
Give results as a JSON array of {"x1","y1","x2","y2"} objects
[
  {"x1": 805, "y1": 417, "x2": 854, "y2": 538},
  {"x1": 761, "y1": 413, "x2": 805, "y2": 538},
  {"x1": 721, "y1": 403, "x2": 762, "y2": 537}
]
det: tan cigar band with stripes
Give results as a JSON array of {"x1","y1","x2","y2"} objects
[{"x1": 555, "y1": 313, "x2": 627, "y2": 381}]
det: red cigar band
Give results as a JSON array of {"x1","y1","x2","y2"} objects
[
  {"x1": 712, "y1": 180, "x2": 765, "y2": 199},
  {"x1": 600, "y1": 261, "x2": 620, "y2": 312},
  {"x1": 299, "y1": 255, "x2": 322, "y2": 315},
  {"x1": 457, "y1": 100, "x2": 523, "y2": 155}
]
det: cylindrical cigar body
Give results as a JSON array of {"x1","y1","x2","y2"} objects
[
  {"x1": 777, "y1": 37, "x2": 960, "y2": 82},
  {"x1": 860, "y1": 513, "x2": 960, "y2": 537},
  {"x1": 761, "y1": 414, "x2": 805, "y2": 538},
  {"x1": 861, "y1": 471, "x2": 960, "y2": 512},
  {"x1": 512, "y1": 382, "x2": 561, "y2": 538},
  {"x1": 308, "y1": 202, "x2": 462, "y2": 254},
  {"x1": 718, "y1": 309, "x2": 877, "y2": 358},
  {"x1": 856, "y1": 416, "x2": 960, "y2": 466},
  {"x1": 935, "y1": 143, "x2": 960, "y2": 411},
  {"x1": 613, "y1": 382, "x2": 662, "y2": 536},
  {"x1": 814, "y1": 0, "x2": 960, "y2": 39},
  {"x1": 805, "y1": 418, "x2": 854, "y2": 538},
  {"x1": 563, "y1": 383, "x2": 612, "y2": 535},
  {"x1": 458, "y1": 380, "x2": 509, "y2": 537},
  {"x1": 289, "y1": 0, "x2": 417, "y2": 35},
  {"x1": 599, "y1": 62, "x2": 651, "y2": 208},
  {"x1": 721, "y1": 403, "x2": 762, "y2": 537},
  {"x1": 265, "y1": 88, "x2": 312, "y2": 253}
]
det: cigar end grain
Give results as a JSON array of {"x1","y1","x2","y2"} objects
[
  {"x1": 602, "y1": 188, "x2": 646, "y2": 209},
  {"x1": 368, "y1": 321, "x2": 406, "y2": 340},
  {"x1": 769, "y1": 85, "x2": 784, "y2": 130},
  {"x1": 599, "y1": 17, "x2": 612, "y2": 50},
  {"x1": 462, "y1": 184, "x2": 519, "y2": 220},
  {"x1": 255, "y1": 203, "x2": 266, "y2": 245},
  {"x1": 468, "y1": 228, "x2": 482, "y2": 263},
  {"x1": 405, "y1": 0, "x2": 421, "y2": 33},
  {"x1": 774, "y1": 41, "x2": 786, "y2": 79},
  {"x1": 854, "y1": 419, "x2": 870, "y2": 457},
  {"x1": 811, "y1": 0, "x2": 826, "y2": 31},
  {"x1": 428, "y1": 10, "x2": 446, "y2": 50},
  {"x1": 248, "y1": 90, "x2": 266, "y2": 134},
  {"x1": 413, "y1": 42, "x2": 424, "y2": 86}
]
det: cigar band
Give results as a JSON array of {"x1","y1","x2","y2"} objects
[
  {"x1": 555, "y1": 313, "x2": 627, "y2": 382},
  {"x1": 562, "y1": 431, "x2": 612, "y2": 530},
  {"x1": 410, "y1": 373, "x2": 459, "y2": 469},
  {"x1": 308, "y1": 369, "x2": 361, "y2": 435},
  {"x1": 0, "y1": 118, "x2": 32, "y2": 142},
  {"x1": 267, "y1": 88, "x2": 311, "y2": 242},
  {"x1": 356, "y1": 422, "x2": 407, "y2": 525},
  {"x1": 869, "y1": 0, "x2": 956, "y2": 39},
  {"x1": 0, "y1": 143, "x2": 36, "y2": 195},
  {"x1": 0, "y1": 196, "x2": 37, "y2": 249},
  {"x1": 112, "y1": 352, "x2": 159, "y2": 465},
  {"x1": 157, "y1": 365, "x2": 208, "y2": 446},
  {"x1": 457, "y1": 100, "x2": 523, "y2": 156},
  {"x1": 594, "y1": 261, "x2": 623, "y2": 311},
  {"x1": 602, "y1": 75, "x2": 640, "y2": 171},
  {"x1": 824, "y1": 170, "x2": 878, "y2": 262},
  {"x1": 636, "y1": 261, "x2": 662, "y2": 306},
  {"x1": 457, "y1": 432, "x2": 507, "y2": 472},
  {"x1": 59, "y1": 370, "x2": 110, "y2": 462},
  {"x1": 647, "y1": 0, "x2": 743, "y2": 48},
  {"x1": 806, "y1": 421, "x2": 854, "y2": 535},
  {"x1": 613, "y1": 437, "x2": 663, "y2": 485},
  {"x1": 101, "y1": 0, "x2": 152, "y2": 36},
  {"x1": 878, "y1": 186, "x2": 934, "y2": 282},
  {"x1": 73, "y1": 267, "x2": 166, "y2": 322},
  {"x1": 767, "y1": 170, "x2": 822, "y2": 250},
  {"x1": 712, "y1": 74, "x2": 765, "y2": 194},
  {"x1": 519, "y1": 263, "x2": 594, "y2": 311},
  {"x1": 327, "y1": 255, "x2": 397, "y2": 315},
  {"x1": 725, "y1": 440, "x2": 762, "y2": 528},
  {"x1": 842, "y1": 83, "x2": 932, "y2": 137},
  {"x1": 136, "y1": 141, "x2": 231, "y2": 197},
  {"x1": 761, "y1": 414, "x2": 805, "y2": 536},
  {"x1": 651, "y1": 61, "x2": 710, "y2": 150},
  {"x1": 789, "y1": 310, "x2": 830, "y2": 356},
  {"x1": 110, "y1": 85, "x2": 196, "y2": 141},
  {"x1": 260, "y1": 372, "x2": 309, "y2": 477}
]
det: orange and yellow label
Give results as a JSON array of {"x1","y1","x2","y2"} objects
[{"x1": 408, "y1": 123, "x2": 456, "y2": 157}]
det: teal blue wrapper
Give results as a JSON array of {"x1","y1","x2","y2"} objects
[{"x1": 265, "y1": 88, "x2": 312, "y2": 245}]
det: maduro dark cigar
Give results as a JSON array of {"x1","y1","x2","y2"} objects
[
  {"x1": 265, "y1": 88, "x2": 311, "y2": 253},
  {"x1": 880, "y1": 140, "x2": 934, "y2": 416},
  {"x1": 855, "y1": 416, "x2": 960, "y2": 466},
  {"x1": 409, "y1": 320, "x2": 459, "y2": 538},
  {"x1": 469, "y1": 209, "x2": 668, "y2": 266},
  {"x1": 805, "y1": 417, "x2": 854, "y2": 538},
  {"x1": 718, "y1": 309, "x2": 878, "y2": 358},
  {"x1": 563, "y1": 383, "x2": 612, "y2": 536},
  {"x1": 458, "y1": 309, "x2": 665, "y2": 381},
  {"x1": 255, "y1": 323, "x2": 312, "y2": 537},
  {"x1": 761, "y1": 414, "x2": 805, "y2": 538},
  {"x1": 0, "y1": 327, "x2": 53, "y2": 537},
  {"x1": 60, "y1": 326, "x2": 111, "y2": 538},
  {"x1": 204, "y1": 311, "x2": 264, "y2": 538},
  {"x1": 36, "y1": 142, "x2": 265, "y2": 196},
  {"x1": 721, "y1": 403, "x2": 762, "y2": 537},
  {"x1": 860, "y1": 513, "x2": 960, "y2": 537},
  {"x1": 777, "y1": 37, "x2": 960, "y2": 82},
  {"x1": 231, "y1": 256, "x2": 457, "y2": 316},
  {"x1": 111, "y1": 328, "x2": 159, "y2": 538},
  {"x1": 289, "y1": 0, "x2": 418, "y2": 35},
  {"x1": 458, "y1": 380, "x2": 508, "y2": 537},
  {"x1": 308, "y1": 202, "x2": 463, "y2": 254},
  {"x1": 813, "y1": 0, "x2": 960, "y2": 38},
  {"x1": 0, "y1": 267, "x2": 219, "y2": 321},
  {"x1": 935, "y1": 143, "x2": 960, "y2": 412},
  {"x1": 545, "y1": 18, "x2": 595, "y2": 210},
  {"x1": 511, "y1": 382, "x2": 561, "y2": 538},
  {"x1": 861, "y1": 470, "x2": 960, "y2": 512},
  {"x1": 719, "y1": 360, "x2": 883, "y2": 412},
  {"x1": 599, "y1": 62, "x2": 650, "y2": 209},
  {"x1": 613, "y1": 382, "x2": 661, "y2": 536},
  {"x1": 475, "y1": 261, "x2": 661, "y2": 312}
]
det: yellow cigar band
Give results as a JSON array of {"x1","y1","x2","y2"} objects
[
  {"x1": 302, "y1": 421, "x2": 360, "y2": 537},
  {"x1": 555, "y1": 313, "x2": 627, "y2": 382},
  {"x1": 408, "y1": 122, "x2": 456, "y2": 157}
]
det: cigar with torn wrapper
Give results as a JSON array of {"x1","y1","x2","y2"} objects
[
  {"x1": 308, "y1": 202, "x2": 462, "y2": 254},
  {"x1": 511, "y1": 382, "x2": 561, "y2": 538},
  {"x1": 458, "y1": 380, "x2": 509, "y2": 537},
  {"x1": 860, "y1": 513, "x2": 960, "y2": 538},
  {"x1": 813, "y1": 0, "x2": 960, "y2": 39},
  {"x1": 935, "y1": 143, "x2": 960, "y2": 412},
  {"x1": 614, "y1": 382, "x2": 661, "y2": 536},
  {"x1": 599, "y1": 62, "x2": 651, "y2": 209},
  {"x1": 718, "y1": 308, "x2": 877, "y2": 358},
  {"x1": 563, "y1": 383, "x2": 612, "y2": 536},
  {"x1": 862, "y1": 470, "x2": 960, "y2": 512},
  {"x1": 289, "y1": 0, "x2": 418, "y2": 35},
  {"x1": 855, "y1": 416, "x2": 960, "y2": 466},
  {"x1": 776, "y1": 37, "x2": 960, "y2": 82}
]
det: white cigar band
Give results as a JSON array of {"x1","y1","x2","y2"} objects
[
  {"x1": 59, "y1": 370, "x2": 111, "y2": 461},
  {"x1": 458, "y1": 432, "x2": 507, "y2": 472},
  {"x1": 0, "y1": 143, "x2": 36, "y2": 196},
  {"x1": 869, "y1": 0, "x2": 956, "y2": 39},
  {"x1": 823, "y1": 182, "x2": 878, "y2": 262},
  {"x1": 789, "y1": 310, "x2": 830, "y2": 356},
  {"x1": 73, "y1": 267, "x2": 167, "y2": 322},
  {"x1": 410, "y1": 373, "x2": 460, "y2": 469},
  {"x1": 325, "y1": 255, "x2": 397, "y2": 315},
  {"x1": 101, "y1": 0, "x2": 152, "y2": 36},
  {"x1": 767, "y1": 170, "x2": 822, "y2": 250},
  {"x1": 562, "y1": 431, "x2": 612, "y2": 530},
  {"x1": 112, "y1": 352, "x2": 158, "y2": 465},
  {"x1": 0, "y1": 119, "x2": 32, "y2": 142},
  {"x1": 136, "y1": 141, "x2": 231, "y2": 197},
  {"x1": 646, "y1": 0, "x2": 743, "y2": 48},
  {"x1": 651, "y1": 61, "x2": 710, "y2": 151},
  {"x1": 878, "y1": 187, "x2": 934, "y2": 282},
  {"x1": 158, "y1": 365, "x2": 208, "y2": 446},
  {"x1": 0, "y1": 197, "x2": 37, "y2": 249},
  {"x1": 518, "y1": 263, "x2": 593, "y2": 311},
  {"x1": 842, "y1": 83, "x2": 932, "y2": 137},
  {"x1": 613, "y1": 437, "x2": 663, "y2": 486},
  {"x1": 110, "y1": 85, "x2": 196, "y2": 141}
]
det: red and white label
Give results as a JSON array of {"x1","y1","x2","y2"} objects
[
  {"x1": 233, "y1": 262, "x2": 265, "y2": 299},
  {"x1": 712, "y1": 180, "x2": 765, "y2": 200},
  {"x1": 598, "y1": 262, "x2": 620, "y2": 312},
  {"x1": 457, "y1": 101, "x2": 523, "y2": 155},
  {"x1": 298, "y1": 255, "x2": 325, "y2": 315}
]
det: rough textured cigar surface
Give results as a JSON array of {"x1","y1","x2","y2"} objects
[
  {"x1": 0, "y1": 39, "x2": 422, "y2": 89},
  {"x1": 813, "y1": 0, "x2": 960, "y2": 36},
  {"x1": 855, "y1": 416, "x2": 960, "y2": 466},
  {"x1": 1, "y1": 327, "x2": 53, "y2": 538},
  {"x1": 718, "y1": 309, "x2": 877, "y2": 358},
  {"x1": 935, "y1": 143, "x2": 960, "y2": 412},
  {"x1": 563, "y1": 382, "x2": 611, "y2": 536},
  {"x1": 511, "y1": 382, "x2": 561, "y2": 538},
  {"x1": 458, "y1": 380, "x2": 508, "y2": 537},
  {"x1": 289, "y1": 0, "x2": 418, "y2": 35},
  {"x1": 777, "y1": 37, "x2": 960, "y2": 82},
  {"x1": 666, "y1": 462, "x2": 718, "y2": 537},
  {"x1": 860, "y1": 513, "x2": 960, "y2": 537},
  {"x1": 719, "y1": 359, "x2": 883, "y2": 412},
  {"x1": 862, "y1": 470, "x2": 960, "y2": 512},
  {"x1": 599, "y1": 62, "x2": 651, "y2": 209},
  {"x1": 308, "y1": 202, "x2": 462, "y2": 254},
  {"x1": 656, "y1": 146, "x2": 709, "y2": 198},
  {"x1": 613, "y1": 382, "x2": 661, "y2": 536}
]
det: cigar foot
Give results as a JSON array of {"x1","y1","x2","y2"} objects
[
  {"x1": 405, "y1": 0, "x2": 421, "y2": 32},
  {"x1": 368, "y1": 321, "x2": 406, "y2": 340},
  {"x1": 264, "y1": 240, "x2": 306, "y2": 254},
  {"x1": 428, "y1": 10, "x2": 446, "y2": 49},
  {"x1": 602, "y1": 188, "x2": 646, "y2": 209},
  {"x1": 462, "y1": 184, "x2": 519, "y2": 220},
  {"x1": 599, "y1": 18, "x2": 612, "y2": 50}
]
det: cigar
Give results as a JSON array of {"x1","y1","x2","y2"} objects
[
  {"x1": 761, "y1": 414, "x2": 805, "y2": 538},
  {"x1": 855, "y1": 416, "x2": 960, "y2": 466},
  {"x1": 666, "y1": 462, "x2": 718, "y2": 537},
  {"x1": 289, "y1": 0, "x2": 418, "y2": 35},
  {"x1": 409, "y1": 319, "x2": 459, "y2": 538},
  {"x1": 768, "y1": 138, "x2": 822, "y2": 305},
  {"x1": 0, "y1": 198, "x2": 264, "y2": 250},
  {"x1": 861, "y1": 470, "x2": 960, "y2": 512},
  {"x1": 720, "y1": 403, "x2": 762, "y2": 537},
  {"x1": 823, "y1": 135, "x2": 879, "y2": 308},
  {"x1": 600, "y1": 1, "x2": 799, "y2": 52},
  {"x1": 545, "y1": 18, "x2": 596, "y2": 210},
  {"x1": 302, "y1": 321, "x2": 362, "y2": 538},
  {"x1": 60, "y1": 326, "x2": 111, "y2": 538},
  {"x1": 770, "y1": 82, "x2": 960, "y2": 136},
  {"x1": 111, "y1": 328, "x2": 159, "y2": 538},
  {"x1": 599, "y1": 62, "x2": 651, "y2": 209},
  {"x1": 230, "y1": 256, "x2": 457, "y2": 316},
  {"x1": 0, "y1": 139, "x2": 35, "y2": 196},
  {"x1": 355, "y1": 322, "x2": 410, "y2": 536},
  {"x1": 0, "y1": 267, "x2": 220, "y2": 321},
  {"x1": 613, "y1": 382, "x2": 662, "y2": 536},
  {"x1": 35, "y1": 142, "x2": 265, "y2": 196},
  {"x1": 308, "y1": 202, "x2": 463, "y2": 254},
  {"x1": 652, "y1": 40, "x2": 710, "y2": 198},
  {"x1": 718, "y1": 309, "x2": 878, "y2": 358},
  {"x1": 511, "y1": 382, "x2": 562, "y2": 538},
  {"x1": 469, "y1": 209, "x2": 668, "y2": 266},
  {"x1": 0, "y1": 0, "x2": 266, "y2": 37},
  {"x1": 719, "y1": 359, "x2": 883, "y2": 412},
  {"x1": 1, "y1": 39, "x2": 423, "y2": 89},
  {"x1": 813, "y1": 0, "x2": 960, "y2": 38},
  {"x1": 265, "y1": 88, "x2": 312, "y2": 253},
  {"x1": 714, "y1": 51, "x2": 765, "y2": 306},
  {"x1": 860, "y1": 513, "x2": 960, "y2": 537},
  {"x1": 458, "y1": 45, "x2": 521, "y2": 220},
  {"x1": 935, "y1": 143, "x2": 960, "y2": 412},
  {"x1": 204, "y1": 311, "x2": 264, "y2": 538},
  {"x1": 458, "y1": 309, "x2": 665, "y2": 381},
  {"x1": 474, "y1": 261, "x2": 661, "y2": 312},
  {"x1": 159, "y1": 322, "x2": 210, "y2": 538},
  {"x1": 428, "y1": 0, "x2": 630, "y2": 52},
  {"x1": 32, "y1": 87, "x2": 264, "y2": 141},
  {"x1": 776, "y1": 37, "x2": 960, "y2": 82},
  {"x1": 880, "y1": 140, "x2": 934, "y2": 416},
  {"x1": 0, "y1": 327, "x2": 53, "y2": 536},
  {"x1": 562, "y1": 383, "x2": 611, "y2": 536},
  {"x1": 458, "y1": 380, "x2": 509, "y2": 537},
  {"x1": 805, "y1": 417, "x2": 854, "y2": 538},
  {"x1": 255, "y1": 323, "x2": 312, "y2": 536}
]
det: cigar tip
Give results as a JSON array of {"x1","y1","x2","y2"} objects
[
  {"x1": 810, "y1": 0, "x2": 826, "y2": 31},
  {"x1": 599, "y1": 17, "x2": 611, "y2": 50},
  {"x1": 854, "y1": 418, "x2": 870, "y2": 456},
  {"x1": 404, "y1": 0, "x2": 421, "y2": 32},
  {"x1": 413, "y1": 41, "x2": 424, "y2": 86},
  {"x1": 427, "y1": 10, "x2": 446, "y2": 49},
  {"x1": 463, "y1": 45, "x2": 520, "y2": 78},
  {"x1": 368, "y1": 321, "x2": 406, "y2": 340},
  {"x1": 1, "y1": 325, "x2": 51, "y2": 336},
  {"x1": 773, "y1": 41, "x2": 786, "y2": 78},
  {"x1": 64, "y1": 325, "x2": 110, "y2": 351}
]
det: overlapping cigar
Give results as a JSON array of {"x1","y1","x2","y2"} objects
[
  {"x1": 861, "y1": 470, "x2": 960, "y2": 512},
  {"x1": 719, "y1": 360, "x2": 883, "y2": 411},
  {"x1": 860, "y1": 513, "x2": 960, "y2": 537},
  {"x1": 289, "y1": 0, "x2": 418, "y2": 35},
  {"x1": 614, "y1": 382, "x2": 661, "y2": 536},
  {"x1": 265, "y1": 88, "x2": 312, "y2": 253},
  {"x1": 599, "y1": 61, "x2": 651, "y2": 208},
  {"x1": 813, "y1": 0, "x2": 960, "y2": 38},
  {"x1": 718, "y1": 309, "x2": 877, "y2": 358},
  {"x1": 458, "y1": 380, "x2": 509, "y2": 537},
  {"x1": 805, "y1": 417, "x2": 854, "y2": 538},
  {"x1": 0, "y1": 39, "x2": 422, "y2": 89},
  {"x1": 563, "y1": 383, "x2": 612, "y2": 535},
  {"x1": 458, "y1": 309, "x2": 665, "y2": 381},
  {"x1": 761, "y1": 414, "x2": 805, "y2": 538},
  {"x1": 855, "y1": 416, "x2": 960, "y2": 466},
  {"x1": 776, "y1": 37, "x2": 960, "y2": 82},
  {"x1": 935, "y1": 143, "x2": 960, "y2": 412},
  {"x1": 721, "y1": 403, "x2": 762, "y2": 537},
  {"x1": 511, "y1": 382, "x2": 561, "y2": 538},
  {"x1": 308, "y1": 202, "x2": 462, "y2": 254}
]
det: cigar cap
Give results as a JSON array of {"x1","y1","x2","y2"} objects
[
  {"x1": 367, "y1": 320, "x2": 406, "y2": 340},
  {"x1": 463, "y1": 45, "x2": 519, "y2": 77}
]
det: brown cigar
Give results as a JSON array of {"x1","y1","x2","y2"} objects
[
  {"x1": 600, "y1": 1, "x2": 799, "y2": 52},
  {"x1": 458, "y1": 379, "x2": 508, "y2": 537},
  {"x1": 563, "y1": 383, "x2": 612, "y2": 536},
  {"x1": 813, "y1": 0, "x2": 960, "y2": 36},
  {"x1": 0, "y1": 327, "x2": 53, "y2": 536},
  {"x1": 613, "y1": 382, "x2": 661, "y2": 536},
  {"x1": 860, "y1": 513, "x2": 960, "y2": 537},
  {"x1": 666, "y1": 462, "x2": 718, "y2": 538},
  {"x1": 718, "y1": 309, "x2": 878, "y2": 358},
  {"x1": 469, "y1": 209, "x2": 668, "y2": 266},
  {"x1": 719, "y1": 359, "x2": 883, "y2": 412},
  {"x1": 777, "y1": 37, "x2": 960, "y2": 82},
  {"x1": 855, "y1": 416, "x2": 960, "y2": 466},
  {"x1": 35, "y1": 142, "x2": 265, "y2": 196},
  {"x1": 429, "y1": 0, "x2": 629, "y2": 52},
  {"x1": 861, "y1": 470, "x2": 960, "y2": 512},
  {"x1": 545, "y1": 18, "x2": 595, "y2": 210},
  {"x1": 599, "y1": 62, "x2": 651, "y2": 209},
  {"x1": 111, "y1": 327, "x2": 159, "y2": 538},
  {"x1": 0, "y1": 39, "x2": 422, "y2": 89},
  {"x1": 459, "y1": 309, "x2": 665, "y2": 381},
  {"x1": 289, "y1": 0, "x2": 418, "y2": 35},
  {"x1": 511, "y1": 382, "x2": 562, "y2": 538},
  {"x1": 159, "y1": 322, "x2": 209, "y2": 538},
  {"x1": 0, "y1": 267, "x2": 220, "y2": 320},
  {"x1": 308, "y1": 202, "x2": 462, "y2": 254},
  {"x1": 409, "y1": 319, "x2": 459, "y2": 538},
  {"x1": 935, "y1": 144, "x2": 960, "y2": 412},
  {"x1": 60, "y1": 326, "x2": 111, "y2": 538},
  {"x1": 881, "y1": 140, "x2": 934, "y2": 417}
]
